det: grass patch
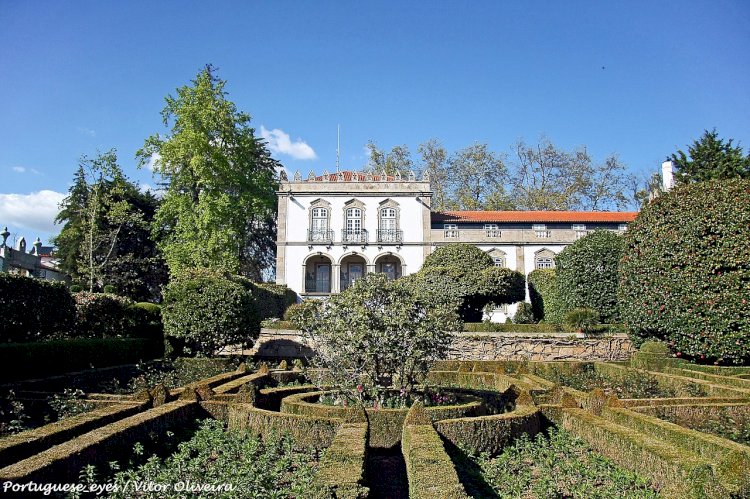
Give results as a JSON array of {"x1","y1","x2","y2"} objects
[{"x1": 471, "y1": 427, "x2": 658, "y2": 498}]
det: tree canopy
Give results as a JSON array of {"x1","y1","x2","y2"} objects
[
  {"x1": 137, "y1": 65, "x2": 279, "y2": 278},
  {"x1": 53, "y1": 149, "x2": 167, "y2": 301},
  {"x1": 670, "y1": 129, "x2": 750, "y2": 184}
]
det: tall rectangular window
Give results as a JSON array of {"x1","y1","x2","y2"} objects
[{"x1": 444, "y1": 224, "x2": 458, "y2": 238}]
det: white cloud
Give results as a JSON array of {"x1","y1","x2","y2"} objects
[
  {"x1": 77, "y1": 126, "x2": 96, "y2": 137},
  {"x1": 11, "y1": 166, "x2": 41, "y2": 175},
  {"x1": 0, "y1": 190, "x2": 66, "y2": 234},
  {"x1": 260, "y1": 126, "x2": 316, "y2": 160},
  {"x1": 12, "y1": 166, "x2": 26, "y2": 173},
  {"x1": 146, "y1": 152, "x2": 161, "y2": 172}
]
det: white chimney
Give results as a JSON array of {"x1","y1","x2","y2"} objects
[{"x1": 661, "y1": 160, "x2": 674, "y2": 191}]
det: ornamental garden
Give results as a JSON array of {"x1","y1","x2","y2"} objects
[{"x1": 0, "y1": 180, "x2": 749, "y2": 497}]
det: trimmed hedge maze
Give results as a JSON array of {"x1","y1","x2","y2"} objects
[{"x1": 1, "y1": 350, "x2": 749, "y2": 498}]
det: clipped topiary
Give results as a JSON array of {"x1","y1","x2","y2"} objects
[
  {"x1": 162, "y1": 271, "x2": 259, "y2": 356},
  {"x1": 555, "y1": 230, "x2": 624, "y2": 323},
  {"x1": 421, "y1": 243, "x2": 494, "y2": 274},
  {"x1": 619, "y1": 178, "x2": 750, "y2": 364},
  {"x1": 528, "y1": 269, "x2": 566, "y2": 324}
]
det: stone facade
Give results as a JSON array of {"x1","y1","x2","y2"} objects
[{"x1": 242, "y1": 328, "x2": 635, "y2": 362}]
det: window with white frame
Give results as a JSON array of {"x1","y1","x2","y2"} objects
[
  {"x1": 444, "y1": 224, "x2": 458, "y2": 238},
  {"x1": 345, "y1": 207, "x2": 363, "y2": 242},
  {"x1": 573, "y1": 224, "x2": 587, "y2": 239},
  {"x1": 618, "y1": 224, "x2": 627, "y2": 232},
  {"x1": 485, "y1": 224, "x2": 500, "y2": 237},
  {"x1": 488, "y1": 249, "x2": 506, "y2": 268},
  {"x1": 310, "y1": 207, "x2": 329, "y2": 241},
  {"x1": 379, "y1": 207, "x2": 399, "y2": 242},
  {"x1": 533, "y1": 224, "x2": 550, "y2": 238}
]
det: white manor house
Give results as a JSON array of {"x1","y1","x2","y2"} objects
[{"x1": 275, "y1": 169, "x2": 640, "y2": 320}]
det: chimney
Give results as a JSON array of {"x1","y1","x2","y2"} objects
[{"x1": 661, "y1": 160, "x2": 674, "y2": 191}]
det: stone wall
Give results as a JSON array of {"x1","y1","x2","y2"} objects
[{"x1": 243, "y1": 328, "x2": 635, "y2": 362}]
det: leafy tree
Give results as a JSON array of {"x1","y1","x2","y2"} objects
[
  {"x1": 619, "y1": 179, "x2": 750, "y2": 364},
  {"x1": 300, "y1": 272, "x2": 460, "y2": 405},
  {"x1": 417, "y1": 138, "x2": 450, "y2": 210},
  {"x1": 365, "y1": 141, "x2": 414, "y2": 176},
  {"x1": 508, "y1": 138, "x2": 633, "y2": 211},
  {"x1": 449, "y1": 143, "x2": 510, "y2": 210},
  {"x1": 670, "y1": 129, "x2": 750, "y2": 184},
  {"x1": 53, "y1": 150, "x2": 166, "y2": 299},
  {"x1": 555, "y1": 230, "x2": 624, "y2": 323},
  {"x1": 138, "y1": 65, "x2": 279, "y2": 277}
]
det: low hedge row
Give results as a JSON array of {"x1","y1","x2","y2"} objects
[
  {"x1": 463, "y1": 321, "x2": 627, "y2": 335},
  {"x1": 280, "y1": 391, "x2": 483, "y2": 449},
  {"x1": 0, "y1": 400, "x2": 199, "y2": 483},
  {"x1": 663, "y1": 367, "x2": 750, "y2": 390},
  {"x1": 0, "y1": 401, "x2": 148, "y2": 469},
  {"x1": 435, "y1": 405, "x2": 541, "y2": 456},
  {"x1": 0, "y1": 338, "x2": 164, "y2": 382},
  {"x1": 227, "y1": 403, "x2": 339, "y2": 450},
  {"x1": 401, "y1": 404, "x2": 468, "y2": 499},
  {"x1": 600, "y1": 406, "x2": 750, "y2": 495},
  {"x1": 311, "y1": 423, "x2": 369, "y2": 498}
]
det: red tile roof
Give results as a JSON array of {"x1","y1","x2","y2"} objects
[{"x1": 432, "y1": 210, "x2": 638, "y2": 223}]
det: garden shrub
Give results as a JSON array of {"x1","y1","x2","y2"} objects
[
  {"x1": 527, "y1": 269, "x2": 565, "y2": 324},
  {"x1": 162, "y1": 271, "x2": 259, "y2": 356},
  {"x1": 102, "y1": 284, "x2": 117, "y2": 294},
  {"x1": 513, "y1": 302, "x2": 535, "y2": 324},
  {"x1": 73, "y1": 292, "x2": 134, "y2": 338},
  {"x1": 250, "y1": 282, "x2": 297, "y2": 321},
  {"x1": 69, "y1": 284, "x2": 83, "y2": 293},
  {"x1": 619, "y1": 178, "x2": 750, "y2": 364},
  {"x1": 126, "y1": 302, "x2": 163, "y2": 339},
  {"x1": 411, "y1": 244, "x2": 525, "y2": 321},
  {"x1": 301, "y1": 272, "x2": 461, "y2": 404},
  {"x1": 0, "y1": 273, "x2": 75, "y2": 342},
  {"x1": 555, "y1": 230, "x2": 624, "y2": 323},
  {"x1": 564, "y1": 307, "x2": 600, "y2": 333}
]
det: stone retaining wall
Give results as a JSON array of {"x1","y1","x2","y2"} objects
[{"x1": 241, "y1": 328, "x2": 635, "y2": 362}]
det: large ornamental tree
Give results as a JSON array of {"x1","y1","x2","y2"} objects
[
  {"x1": 555, "y1": 230, "x2": 624, "y2": 323},
  {"x1": 138, "y1": 65, "x2": 279, "y2": 278},
  {"x1": 619, "y1": 179, "x2": 750, "y2": 364},
  {"x1": 300, "y1": 273, "x2": 461, "y2": 406}
]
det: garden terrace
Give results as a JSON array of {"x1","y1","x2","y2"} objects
[{"x1": 0, "y1": 350, "x2": 748, "y2": 497}]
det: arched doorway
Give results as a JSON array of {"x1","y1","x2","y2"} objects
[
  {"x1": 304, "y1": 254, "x2": 332, "y2": 294},
  {"x1": 340, "y1": 254, "x2": 368, "y2": 291},
  {"x1": 374, "y1": 253, "x2": 403, "y2": 280}
]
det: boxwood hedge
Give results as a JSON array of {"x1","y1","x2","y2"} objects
[
  {"x1": 619, "y1": 179, "x2": 750, "y2": 364},
  {"x1": 527, "y1": 269, "x2": 565, "y2": 324},
  {"x1": 0, "y1": 274, "x2": 75, "y2": 342}
]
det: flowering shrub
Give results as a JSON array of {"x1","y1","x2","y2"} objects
[
  {"x1": 619, "y1": 179, "x2": 750, "y2": 364},
  {"x1": 301, "y1": 272, "x2": 461, "y2": 406}
]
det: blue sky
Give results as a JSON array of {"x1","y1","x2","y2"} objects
[{"x1": 1, "y1": 1, "x2": 749, "y2": 244}]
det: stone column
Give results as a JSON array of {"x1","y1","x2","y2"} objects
[{"x1": 332, "y1": 264, "x2": 341, "y2": 294}]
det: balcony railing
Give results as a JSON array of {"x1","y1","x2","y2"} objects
[
  {"x1": 377, "y1": 229, "x2": 403, "y2": 243},
  {"x1": 444, "y1": 229, "x2": 459, "y2": 238},
  {"x1": 534, "y1": 230, "x2": 551, "y2": 238},
  {"x1": 307, "y1": 229, "x2": 334, "y2": 243},
  {"x1": 342, "y1": 229, "x2": 368, "y2": 244},
  {"x1": 485, "y1": 229, "x2": 501, "y2": 238},
  {"x1": 305, "y1": 278, "x2": 331, "y2": 293}
]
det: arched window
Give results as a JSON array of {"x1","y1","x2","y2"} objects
[{"x1": 377, "y1": 199, "x2": 401, "y2": 243}]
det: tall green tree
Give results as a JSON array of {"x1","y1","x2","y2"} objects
[
  {"x1": 449, "y1": 142, "x2": 509, "y2": 210},
  {"x1": 365, "y1": 141, "x2": 414, "y2": 176},
  {"x1": 137, "y1": 65, "x2": 279, "y2": 277},
  {"x1": 670, "y1": 129, "x2": 750, "y2": 184},
  {"x1": 417, "y1": 138, "x2": 451, "y2": 210},
  {"x1": 508, "y1": 138, "x2": 633, "y2": 211},
  {"x1": 53, "y1": 150, "x2": 167, "y2": 300}
]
